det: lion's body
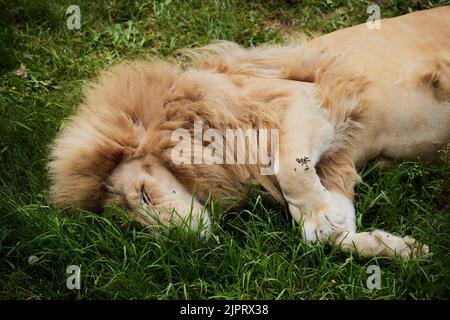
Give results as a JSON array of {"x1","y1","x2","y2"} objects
[
  {"x1": 49, "y1": 7, "x2": 450, "y2": 258},
  {"x1": 286, "y1": 5, "x2": 450, "y2": 166}
]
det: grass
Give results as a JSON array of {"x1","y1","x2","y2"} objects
[{"x1": 0, "y1": 0, "x2": 449, "y2": 300}]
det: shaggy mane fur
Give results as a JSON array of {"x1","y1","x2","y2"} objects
[
  {"x1": 49, "y1": 41, "x2": 370, "y2": 209},
  {"x1": 48, "y1": 59, "x2": 291, "y2": 210},
  {"x1": 184, "y1": 41, "x2": 367, "y2": 197}
]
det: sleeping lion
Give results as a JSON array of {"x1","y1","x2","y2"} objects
[{"x1": 48, "y1": 7, "x2": 450, "y2": 259}]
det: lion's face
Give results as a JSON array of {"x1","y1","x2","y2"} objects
[{"x1": 106, "y1": 155, "x2": 211, "y2": 233}]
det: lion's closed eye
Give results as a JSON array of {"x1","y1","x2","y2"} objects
[{"x1": 139, "y1": 185, "x2": 152, "y2": 206}]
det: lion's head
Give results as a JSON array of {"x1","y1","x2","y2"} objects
[{"x1": 48, "y1": 58, "x2": 288, "y2": 231}]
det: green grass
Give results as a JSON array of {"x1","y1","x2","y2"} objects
[{"x1": 1, "y1": 0, "x2": 449, "y2": 300}]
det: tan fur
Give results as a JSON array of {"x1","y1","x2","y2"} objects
[
  {"x1": 184, "y1": 6, "x2": 450, "y2": 193},
  {"x1": 48, "y1": 60, "x2": 292, "y2": 210},
  {"x1": 49, "y1": 61, "x2": 177, "y2": 209},
  {"x1": 49, "y1": 7, "x2": 450, "y2": 258}
]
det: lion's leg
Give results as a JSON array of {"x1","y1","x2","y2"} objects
[
  {"x1": 335, "y1": 230, "x2": 430, "y2": 258},
  {"x1": 278, "y1": 101, "x2": 429, "y2": 258},
  {"x1": 314, "y1": 191, "x2": 429, "y2": 258},
  {"x1": 277, "y1": 99, "x2": 350, "y2": 241},
  {"x1": 285, "y1": 168, "x2": 429, "y2": 258}
]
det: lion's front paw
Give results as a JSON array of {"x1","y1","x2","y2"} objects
[
  {"x1": 371, "y1": 230, "x2": 430, "y2": 258},
  {"x1": 301, "y1": 206, "x2": 349, "y2": 243},
  {"x1": 399, "y1": 236, "x2": 430, "y2": 258}
]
